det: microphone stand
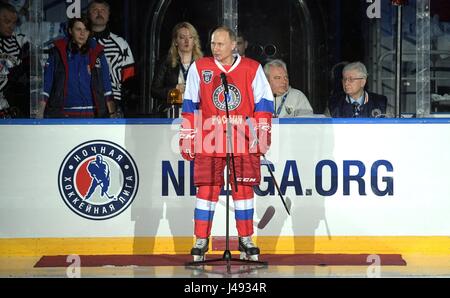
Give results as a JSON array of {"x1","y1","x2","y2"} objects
[{"x1": 185, "y1": 73, "x2": 268, "y2": 274}]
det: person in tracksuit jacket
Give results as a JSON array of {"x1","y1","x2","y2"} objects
[{"x1": 37, "y1": 16, "x2": 116, "y2": 118}]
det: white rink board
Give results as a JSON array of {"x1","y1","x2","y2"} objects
[{"x1": 1, "y1": 119, "x2": 450, "y2": 238}]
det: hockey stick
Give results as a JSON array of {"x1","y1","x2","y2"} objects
[
  {"x1": 86, "y1": 175, "x2": 117, "y2": 201},
  {"x1": 246, "y1": 117, "x2": 291, "y2": 216},
  {"x1": 260, "y1": 155, "x2": 291, "y2": 215},
  {"x1": 256, "y1": 205, "x2": 275, "y2": 229}
]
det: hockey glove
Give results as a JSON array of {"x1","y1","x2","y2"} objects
[
  {"x1": 254, "y1": 113, "x2": 272, "y2": 155},
  {"x1": 179, "y1": 115, "x2": 196, "y2": 161}
]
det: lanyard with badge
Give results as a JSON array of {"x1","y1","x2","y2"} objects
[{"x1": 275, "y1": 93, "x2": 288, "y2": 117}]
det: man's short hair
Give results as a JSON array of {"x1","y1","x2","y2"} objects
[
  {"x1": 212, "y1": 26, "x2": 236, "y2": 42},
  {"x1": 87, "y1": 0, "x2": 110, "y2": 12},
  {"x1": 342, "y1": 61, "x2": 368, "y2": 79},
  {"x1": 0, "y1": 2, "x2": 17, "y2": 14},
  {"x1": 263, "y1": 59, "x2": 287, "y2": 78}
]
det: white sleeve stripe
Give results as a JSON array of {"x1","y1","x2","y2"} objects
[
  {"x1": 252, "y1": 65, "x2": 274, "y2": 105},
  {"x1": 184, "y1": 62, "x2": 201, "y2": 104}
]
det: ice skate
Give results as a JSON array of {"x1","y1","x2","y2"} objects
[
  {"x1": 190, "y1": 238, "x2": 209, "y2": 262},
  {"x1": 238, "y1": 236, "x2": 260, "y2": 261}
]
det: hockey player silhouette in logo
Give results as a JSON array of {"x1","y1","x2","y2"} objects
[{"x1": 84, "y1": 155, "x2": 116, "y2": 201}]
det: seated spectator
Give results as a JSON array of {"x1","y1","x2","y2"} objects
[
  {"x1": 264, "y1": 59, "x2": 313, "y2": 117},
  {"x1": 37, "y1": 16, "x2": 116, "y2": 118},
  {"x1": 151, "y1": 22, "x2": 203, "y2": 117},
  {"x1": 330, "y1": 61, "x2": 387, "y2": 118},
  {"x1": 0, "y1": 2, "x2": 30, "y2": 118}
]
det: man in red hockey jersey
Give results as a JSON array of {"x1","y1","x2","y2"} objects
[{"x1": 179, "y1": 26, "x2": 274, "y2": 261}]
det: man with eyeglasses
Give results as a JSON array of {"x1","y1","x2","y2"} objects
[{"x1": 330, "y1": 61, "x2": 387, "y2": 118}]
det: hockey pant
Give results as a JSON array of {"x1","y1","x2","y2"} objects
[
  {"x1": 193, "y1": 155, "x2": 260, "y2": 238},
  {"x1": 194, "y1": 184, "x2": 254, "y2": 239}
]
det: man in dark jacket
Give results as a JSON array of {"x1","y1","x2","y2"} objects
[
  {"x1": 330, "y1": 61, "x2": 387, "y2": 118},
  {"x1": 37, "y1": 16, "x2": 115, "y2": 118}
]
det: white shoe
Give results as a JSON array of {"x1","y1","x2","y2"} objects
[
  {"x1": 238, "y1": 236, "x2": 260, "y2": 260},
  {"x1": 190, "y1": 238, "x2": 209, "y2": 261}
]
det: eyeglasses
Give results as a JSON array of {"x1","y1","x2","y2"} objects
[{"x1": 342, "y1": 77, "x2": 365, "y2": 83}]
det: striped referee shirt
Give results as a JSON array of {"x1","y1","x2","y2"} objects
[{"x1": 92, "y1": 30, "x2": 135, "y2": 102}]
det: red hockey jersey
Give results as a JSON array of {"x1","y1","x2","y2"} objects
[{"x1": 180, "y1": 55, "x2": 273, "y2": 157}]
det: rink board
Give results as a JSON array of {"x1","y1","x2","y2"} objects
[{"x1": 0, "y1": 118, "x2": 449, "y2": 255}]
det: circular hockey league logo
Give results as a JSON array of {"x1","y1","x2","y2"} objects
[
  {"x1": 58, "y1": 140, "x2": 139, "y2": 220},
  {"x1": 212, "y1": 83, "x2": 242, "y2": 111}
]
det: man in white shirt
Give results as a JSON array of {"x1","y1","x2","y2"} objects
[{"x1": 264, "y1": 59, "x2": 313, "y2": 118}]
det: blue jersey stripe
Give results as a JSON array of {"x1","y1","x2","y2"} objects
[
  {"x1": 255, "y1": 98, "x2": 274, "y2": 113},
  {"x1": 182, "y1": 99, "x2": 198, "y2": 113},
  {"x1": 195, "y1": 208, "x2": 215, "y2": 221},
  {"x1": 234, "y1": 209, "x2": 254, "y2": 221}
]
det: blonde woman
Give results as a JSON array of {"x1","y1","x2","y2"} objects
[{"x1": 151, "y1": 22, "x2": 203, "y2": 116}]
